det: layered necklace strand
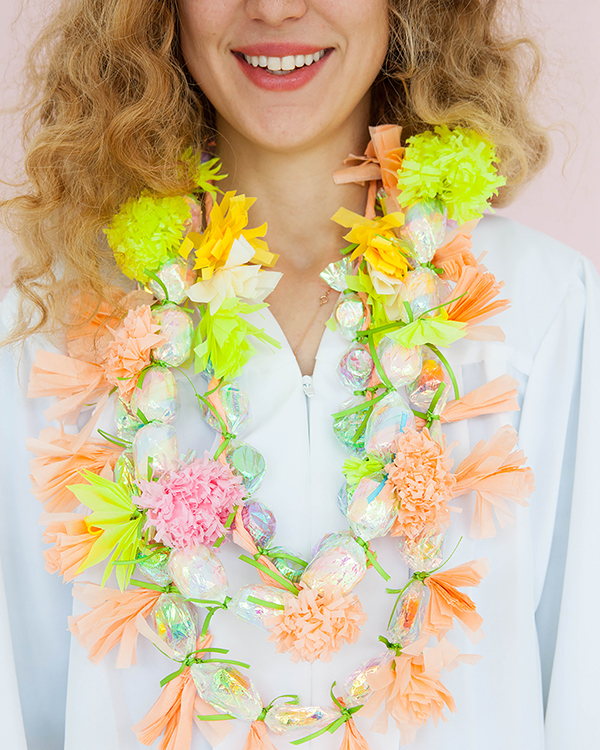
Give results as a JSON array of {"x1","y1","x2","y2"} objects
[{"x1": 27, "y1": 124, "x2": 534, "y2": 749}]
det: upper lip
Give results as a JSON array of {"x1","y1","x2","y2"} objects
[{"x1": 232, "y1": 43, "x2": 330, "y2": 57}]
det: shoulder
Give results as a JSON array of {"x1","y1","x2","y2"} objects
[{"x1": 471, "y1": 215, "x2": 598, "y2": 356}]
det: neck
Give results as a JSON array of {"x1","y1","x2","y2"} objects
[{"x1": 215, "y1": 105, "x2": 370, "y2": 275}]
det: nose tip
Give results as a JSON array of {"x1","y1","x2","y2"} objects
[{"x1": 246, "y1": 0, "x2": 308, "y2": 25}]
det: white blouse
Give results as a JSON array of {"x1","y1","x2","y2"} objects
[{"x1": 1, "y1": 215, "x2": 599, "y2": 750}]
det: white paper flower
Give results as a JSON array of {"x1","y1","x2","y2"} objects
[
  {"x1": 368, "y1": 265, "x2": 405, "y2": 320},
  {"x1": 187, "y1": 236, "x2": 282, "y2": 314}
]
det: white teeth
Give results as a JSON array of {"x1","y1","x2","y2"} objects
[{"x1": 242, "y1": 49, "x2": 327, "y2": 73}]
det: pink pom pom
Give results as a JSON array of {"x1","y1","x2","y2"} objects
[{"x1": 138, "y1": 454, "x2": 246, "y2": 549}]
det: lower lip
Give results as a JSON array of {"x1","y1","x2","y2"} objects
[{"x1": 233, "y1": 51, "x2": 331, "y2": 92}]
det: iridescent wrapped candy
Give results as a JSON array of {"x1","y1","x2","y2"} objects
[
  {"x1": 364, "y1": 391, "x2": 414, "y2": 460},
  {"x1": 406, "y1": 348, "x2": 451, "y2": 415},
  {"x1": 337, "y1": 344, "x2": 374, "y2": 392},
  {"x1": 230, "y1": 584, "x2": 286, "y2": 629},
  {"x1": 191, "y1": 662, "x2": 262, "y2": 721},
  {"x1": 151, "y1": 303, "x2": 193, "y2": 366},
  {"x1": 399, "y1": 523, "x2": 448, "y2": 572},
  {"x1": 241, "y1": 500, "x2": 276, "y2": 548},
  {"x1": 334, "y1": 293, "x2": 365, "y2": 340},
  {"x1": 137, "y1": 545, "x2": 172, "y2": 587},
  {"x1": 201, "y1": 383, "x2": 250, "y2": 436},
  {"x1": 168, "y1": 544, "x2": 229, "y2": 603},
  {"x1": 341, "y1": 651, "x2": 394, "y2": 707},
  {"x1": 221, "y1": 440, "x2": 266, "y2": 495},
  {"x1": 114, "y1": 398, "x2": 143, "y2": 441},
  {"x1": 400, "y1": 198, "x2": 447, "y2": 264},
  {"x1": 398, "y1": 267, "x2": 446, "y2": 322},
  {"x1": 132, "y1": 422, "x2": 179, "y2": 479},
  {"x1": 345, "y1": 476, "x2": 397, "y2": 541},
  {"x1": 333, "y1": 397, "x2": 367, "y2": 457},
  {"x1": 130, "y1": 366, "x2": 180, "y2": 424},
  {"x1": 152, "y1": 593, "x2": 197, "y2": 659},
  {"x1": 320, "y1": 257, "x2": 353, "y2": 292},
  {"x1": 377, "y1": 336, "x2": 422, "y2": 388},
  {"x1": 269, "y1": 546, "x2": 306, "y2": 583},
  {"x1": 301, "y1": 531, "x2": 367, "y2": 595},
  {"x1": 387, "y1": 579, "x2": 428, "y2": 647},
  {"x1": 265, "y1": 703, "x2": 341, "y2": 735},
  {"x1": 147, "y1": 256, "x2": 196, "y2": 304}
]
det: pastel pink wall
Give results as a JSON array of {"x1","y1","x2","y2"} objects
[{"x1": 1, "y1": 0, "x2": 599, "y2": 299}]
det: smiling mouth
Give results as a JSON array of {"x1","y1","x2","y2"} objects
[{"x1": 233, "y1": 49, "x2": 331, "y2": 76}]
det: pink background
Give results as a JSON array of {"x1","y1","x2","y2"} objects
[{"x1": 1, "y1": 0, "x2": 599, "y2": 299}]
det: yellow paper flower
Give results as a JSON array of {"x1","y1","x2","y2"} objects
[
  {"x1": 331, "y1": 207, "x2": 410, "y2": 281},
  {"x1": 180, "y1": 191, "x2": 277, "y2": 280}
]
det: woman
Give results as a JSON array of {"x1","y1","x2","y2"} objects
[{"x1": 1, "y1": 1, "x2": 599, "y2": 749}]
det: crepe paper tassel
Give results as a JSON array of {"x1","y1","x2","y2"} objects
[
  {"x1": 42, "y1": 516, "x2": 100, "y2": 582},
  {"x1": 69, "y1": 583, "x2": 161, "y2": 668},
  {"x1": 431, "y1": 233, "x2": 479, "y2": 283},
  {"x1": 242, "y1": 721, "x2": 279, "y2": 750},
  {"x1": 27, "y1": 426, "x2": 122, "y2": 512},
  {"x1": 27, "y1": 349, "x2": 110, "y2": 424},
  {"x1": 452, "y1": 425, "x2": 535, "y2": 538},
  {"x1": 338, "y1": 717, "x2": 371, "y2": 750},
  {"x1": 266, "y1": 586, "x2": 366, "y2": 664},
  {"x1": 133, "y1": 634, "x2": 232, "y2": 750},
  {"x1": 232, "y1": 506, "x2": 298, "y2": 592},
  {"x1": 440, "y1": 374, "x2": 520, "y2": 423},
  {"x1": 422, "y1": 558, "x2": 491, "y2": 643},
  {"x1": 444, "y1": 266, "x2": 510, "y2": 327},
  {"x1": 360, "y1": 650, "x2": 456, "y2": 741}
]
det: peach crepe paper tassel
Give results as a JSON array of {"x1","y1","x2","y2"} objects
[
  {"x1": 28, "y1": 349, "x2": 110, "y2": 423},
  {"x1": 232, "y1": 505, "x2": 299, "y2": 592},
  {"x1": 42, "y1": 515, "x2": 100, "y2": 582},
  {"x1": 445, "y1": 266, "x2": 510, "y2": 334},
  {"x1": 422, "y1": 558, "x2": 490, "y2": 643},
  {"x1": 441, "y1": 374, "x2": 520, "y2": 423},
  {"x1": 27, "y1": 424, "x2": 121, "y2": 511},
  {"x1": 69, "y1": 583, "x2": 161, "y2": 668},
  {"x1": 453, "y1": 424, "x2": 535, "y2": 538},
  {"x1": 133, "y1": 634, "x2": 232, "y2": 750},
  {"x1": 432, "y1": 233, "x2": 479, "y2": 282},
  {"x1": 242, "y1": 720, "x2": 279, "y2": 750},
  {"x1": 360, "y1": 641, "x2": 456, "y2": 742}
]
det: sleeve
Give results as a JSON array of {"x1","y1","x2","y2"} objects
[
  {"x1": 517, "y1": 256, "x2": 600, "y2": 747},
  {"x1": 0, "y1": 296, "x2": 73, "y2": 750}
]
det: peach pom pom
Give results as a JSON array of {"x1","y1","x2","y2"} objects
[
  {"x1": 267, "y1": 586, "x2": 366, "y2": 664},
  {"x1": 386, "y1": 428, "x2": 455, "y2": 539},
  {"x1": 103, "y1": 304, "x2": 166, "y2": 400}
]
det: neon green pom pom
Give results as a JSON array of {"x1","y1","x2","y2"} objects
[
  {"x1": 104, "y1": 192, "x2": 192, "y2": 282},
  {"x1": 396, "y1": 126, "x2": 506, "y2": 224}
]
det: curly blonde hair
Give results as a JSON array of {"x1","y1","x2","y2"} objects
[{"x1": 2, "y1": 0, "x2": 550, "y2": 344}]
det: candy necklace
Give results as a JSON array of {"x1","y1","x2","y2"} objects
[{"x1": 27, "y1": 125, "x2": 535, "y2": 750}]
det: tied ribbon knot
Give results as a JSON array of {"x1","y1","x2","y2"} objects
[
  {"x1": 411, "y1": 381, "x2": 447, "y2": 428},
  {"x1": 290, "y1": 683, "x2": 363, "y2": 745},
  {"x1": 159, "y1": 645, "x2": 232, "y2": 687},
  {"x1": 354, "y1": 537, "x2": 391, "y2": 581},
  {"x1": 378, "y1": 634, "x2": 403, "y2": 655},
  {"x1": 253, "y1": 546, "x2": 308, "y2": 570},
  {"x1": 256, "y1": 694, "x2": 300, "y2": 723}
]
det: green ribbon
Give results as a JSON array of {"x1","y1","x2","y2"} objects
[
  {"x1": 196, "y1": 713, "x2": 236, "y2": 721},
  {"x1": 354, "y1": 537, "x2": 390, "y2": 581},
  {"x1": 199, "y1": 597, "x2": 232, "y2": 636},
  {"x1": 290, "y1": 683, "x2": 363, "y2": 745},
  {"x1": 159, "y1": 646, "x2": 230, "y2": 687},
  {"x1": 144, "y1": 268, "x2": 171, "y2": 301},
  {"x1": 426, "y1": 343, "x2": 460, "y2": 401},
  {"x1": 97, "y1": 429, "x2": 131, "y2": 449},
  {"x1": 247, "y1": 595, "x2": 285, "y2": 611},
  {"x1": 239, "y1": 554, "x2": 299, "y2": 595},
  {"x1": 378, "y1": 634, "x2": 403, "y2": 655},
  {"x1": 129, "y1": 579, "x2": 180, "y2": 594},
  {"x1": 411, "y1": 381, "x2": 447, "y2": 427},
  {"x1": 253, "y1": 546, "x2": 308, "y2": 569},
  {"x1": 213, "y1": 508, "x2": 238, "y2": 549},
  {"x1": 257, "y1": 694, "x2": 300, "y2": 722}
]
